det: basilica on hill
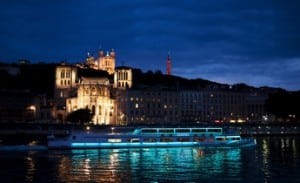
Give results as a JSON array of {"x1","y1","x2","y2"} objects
[{"x1": 84, "y1": 49, "x2": 116, "y2": 75}]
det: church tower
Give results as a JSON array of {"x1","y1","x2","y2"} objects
[
  {"x1": 98, "y1": 49, "x2": 116, "y2": 75},
  {"x1": 97, "y1": 49, "x2": 104, "y2": 70},
  {"x1": 114, "y1": 66, "x2": 132, "y2": 89}
]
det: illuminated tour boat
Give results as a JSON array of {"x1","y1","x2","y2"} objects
[{"x1": 47, "y1": 127, "x2": 255, "y2": 149}]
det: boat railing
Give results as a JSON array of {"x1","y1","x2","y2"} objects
[{"x1": 135, "y1": 127, "x2": 224, "y2": 137}]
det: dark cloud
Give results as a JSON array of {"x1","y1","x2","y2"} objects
[{"x1": 0, "y1": 0, "x2": 300, "y2": 90}]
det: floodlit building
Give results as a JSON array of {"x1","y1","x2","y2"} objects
[
  {"x1": 85, "y1": 49, "x2": 116, "y2": 75},
  {"x1": 66, "y1": 77, "x2": 115, "y2": 125},
  {"x1": 54, "y1": 65, "x2": 78, "y2": 121}
]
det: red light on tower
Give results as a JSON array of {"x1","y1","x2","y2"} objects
[{"x1": 166, "y1": 53, "x2": 171, "y2": 75}]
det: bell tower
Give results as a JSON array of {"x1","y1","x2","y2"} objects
[{"x1": 98, "y1": 48, "x2": 115, "y2": 75}]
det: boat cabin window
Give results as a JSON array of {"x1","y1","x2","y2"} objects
[
  {"x1": 230, "y1": 137, "x2": 241, "y2": 140},
  {"x1": 159, "y1": 129, "x2": 174, "y2": 133},
  {"x1": 216, "y1": 137, "x2": 227, "y2": 141},
  {"x1": 207, "y1": 128, "x2": 222, "y2": 133},
  {"x1": 141, "y1": 129, "x2": 157, "y2": 133},
  {"x1": 192, "y1": 129, "x2": 206, "y2": 133},
  {"x1": 175, "y1": 129, "x2": 190, "y2": 133}
]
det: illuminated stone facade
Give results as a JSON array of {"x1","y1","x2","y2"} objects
[
  {"x1": 66, "y1": 77, "x2": 115, "y2": 125},
  {"x1": 54, "y1": 65, "x2": 77, "y2": 121},
  {"x1": 86, "y1": 49, "x2": 116, "y2": 75},
  {"x1": 54, "y1": 65, "x2": 77, "y2": 99},
  {"x1": 114, "y1": 66, "x2": 133, "y2": 89}
]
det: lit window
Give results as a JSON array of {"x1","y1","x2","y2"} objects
[{"x1": 135, "y1": 103, "x2": 139, "y2": 108}]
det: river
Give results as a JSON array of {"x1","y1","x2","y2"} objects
[{"x1": 0, "y1": 136, "x2": 299, "y2": 183}]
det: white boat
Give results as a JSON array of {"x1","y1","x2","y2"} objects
[{"x1": 47, "y1": 127, "x2": 255, "y2": 149}]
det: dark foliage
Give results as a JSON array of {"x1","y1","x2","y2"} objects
[
  {"x1": 0, "y1": 63, "x2": 56, "y2": 96},
  {"x1": 65, "y1": 108, "x2": 93, "y2": 124},
  {"x1": 265, "y1": 91, "x2": 300, "y2": 121},
  {"x1": 78, "y1": 68, "x2": 112, "y2": 79},
  {"x1": 131, "y1": 68, "x2": 216, "y2": 90}
]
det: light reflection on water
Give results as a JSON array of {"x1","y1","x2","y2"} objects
[
  {"x1": 54, "y1": 147, "x2": 242, "y2": 183},
  {"x1": 0, "y1": 137, "x2": 300, "y2": 183}
]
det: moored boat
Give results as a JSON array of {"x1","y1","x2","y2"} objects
[{"x1": 47, "y1": 127, "x2": 255, "y2": 149}]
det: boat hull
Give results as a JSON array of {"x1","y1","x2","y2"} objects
[
  {"x1": 47, "y1": 127, "x2": 256, "y2": 149},
  {"x1": 48, "y1": 139, "x2": 255, "y2": 149}
]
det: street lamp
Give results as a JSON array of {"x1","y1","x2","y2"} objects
[{"x1": 111, "y1": 127, "x2": 115, "y2": 134}]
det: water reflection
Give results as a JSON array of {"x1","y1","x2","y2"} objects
[
  {"x1": 254, "y1": 137, "x2": 300, "y2": 183},
  {"x1": 1, "y1": 137, "x2": 300, "y2": 182},
  {"x1": 25, "y1": 156, "x2": 35, "y2": 182},
  {"x1": 54, "y1": 147, "x2": 242, "y2": 182}
]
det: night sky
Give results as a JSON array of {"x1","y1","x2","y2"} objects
[{"x1": 1, "y1": 0, "x2": 300, "y2": 91}]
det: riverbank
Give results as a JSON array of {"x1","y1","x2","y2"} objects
[
  {"x1": 1, "y1": 123, "x2": 300, "y2": 136},
  {"x1": 1, "y1": 123, "x2": 300, "y2": 144}
]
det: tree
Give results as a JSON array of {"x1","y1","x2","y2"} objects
[
  {"x1": 66, "y1": 108, "x2": 93, "y2": 124},
  {"x1": 265, "y1": 91, "x2": 300, "y2": 121}
]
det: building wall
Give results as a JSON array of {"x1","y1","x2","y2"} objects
[
  {"x1": 180, "y1": 90, "x2": 203, "y2": 123},
  {"x1": 201, "y1": 90, "x2": 247, "y2": 122},
  {"x1": 115, "y1": 87, "x2": 264, "y2": 125},
  {"x1": 246, "y1": 92, "x2": 267, "y2": 122},
  {"x1": 179, "y1": 89, "x2": 266, "y2": 124},
  {"x1": 121, "y1": 88, "x2": 180, "y2": 125}
]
